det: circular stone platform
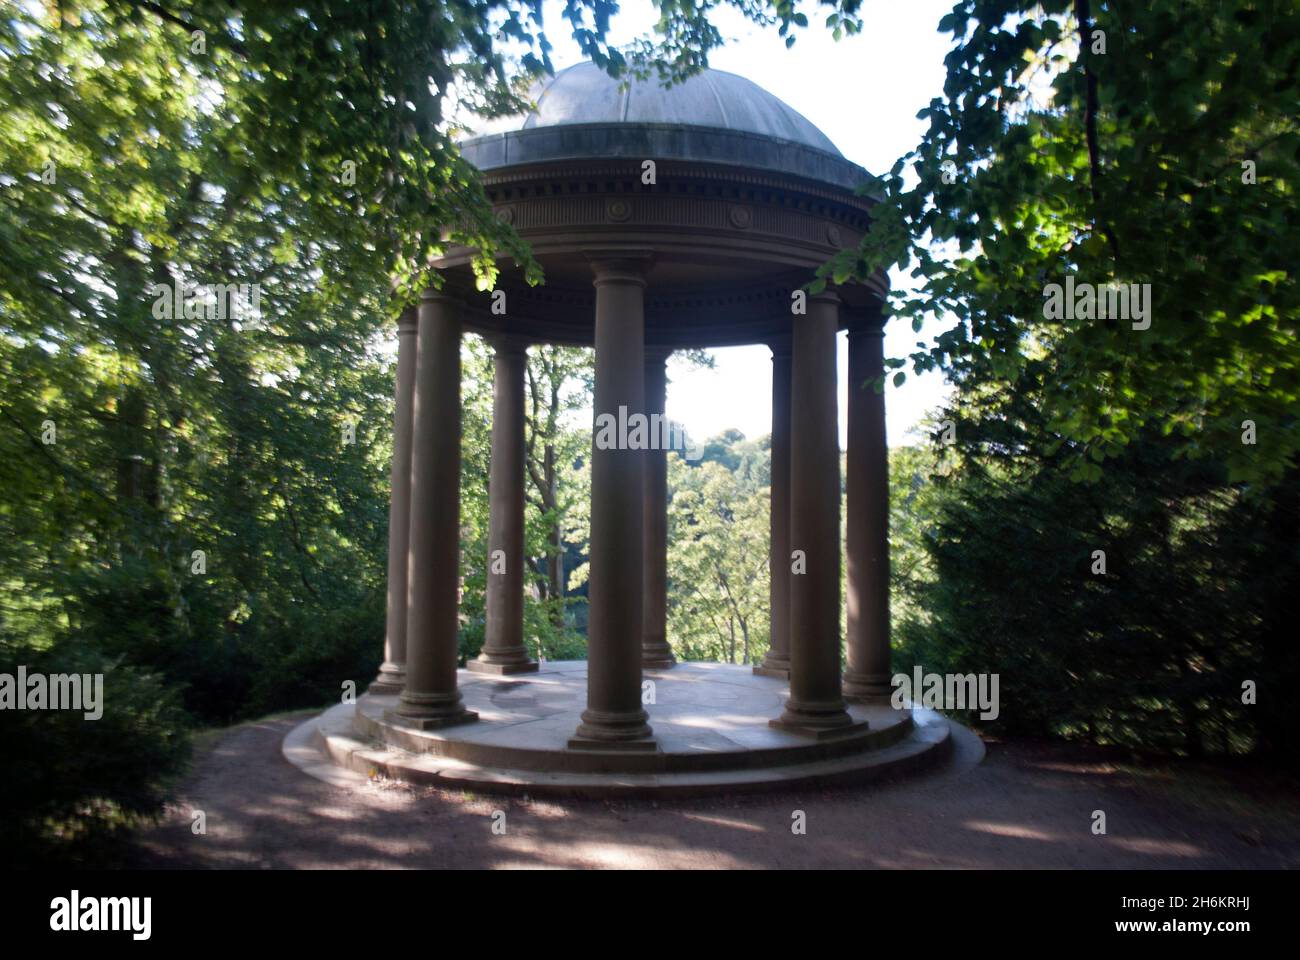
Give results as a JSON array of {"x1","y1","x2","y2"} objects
[{"x1": 292, "y1": 662, "x2": 953, "y2": 798}]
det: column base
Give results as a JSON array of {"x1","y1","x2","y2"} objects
[
  {"x1": 467, "y1": 655, "x2": 539, "y2": 676},
  {"x1": 569, "y1": 708, "x2": 655, "y2": 750},
  {"x1": 769, "y1": 697, "x2": 865, "y2": 740},
  {"x1": 753, "y1": 654, "x2": 790, "y2": 680},
  {"x1": 368, "y1": 662, "x2": 406, "y2": 696},
  {"x1": 769, "y1": 717, "x2": 872, "y2": 741},
  {"x1": 387, "y1": 707, "x2": 479, "y2": 731},
  {"x1": 641, "y1": 642, "x2": 677, "y2": 670},
  {"x1": 842, "y1": 671, "x2": 894, "y2": 703},
  {"x1": 389, "y1": 691, "x2": 479, "y2": 730}
]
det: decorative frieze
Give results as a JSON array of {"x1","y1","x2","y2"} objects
[{"x1": 490, "y1": 190, "x2": 864, "y2": 252}]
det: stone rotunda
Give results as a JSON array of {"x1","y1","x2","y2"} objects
[{"x1": 302, "y1": 62, "x2": 953, "y2": 795}]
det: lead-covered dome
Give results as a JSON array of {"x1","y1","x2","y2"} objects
[
  {"x1": 479, "y1": 61, "x2": 841, "y2": 154},
  {"x1": 460, "y1": 61, "x2": 865, "y2": 190}
]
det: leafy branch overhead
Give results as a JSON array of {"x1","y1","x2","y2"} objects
[
  {"x1": 821, "y1": 0, "x2": 1299, "y2": 484},
  {"x1": 66, "y1": 0, "x2": 865, "y2": 302}
]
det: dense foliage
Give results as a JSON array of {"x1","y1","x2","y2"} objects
[
  {"x1": 667, "y1": 433, "x2": 771, "y2": 664},
  {"x1": 0, "y1": 0, "x2": 789, "y2": 862},
  {"x1": 824, "y1": 0, "x2": 1299, "y2": 486},
  {"x1": 3, "y1": 0, "x2": 1297, "y2": 866},
  {"x1": 891, "y1": 427, "x2": 1300, "y2": 763},
  {"x1": 847, "y1": 0, "x2": 1299, "y2": 762}
]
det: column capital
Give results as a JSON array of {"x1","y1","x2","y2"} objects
[
  {"x1": 396, "y1": 305, "x2": 419, "y2": 336},
  {"x1": 490, "y1": 333, "x2": 531, "y2": 357},
  {"x1": 420, "y1": 287, "x2": 462, "y2": 308},
  {"x1": 844, "y1": 300, "x2": 888, "y2": 337},
  {"x1": 587, "y1": 251, "x2": 655, "y2": 287},
  {"x1": 767, "y1": 332, "x2": 792, "y2": 359}
]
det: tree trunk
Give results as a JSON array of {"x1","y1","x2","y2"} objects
[{"x1": 545, "y1": 442, "x2": 564, "y2": 629}]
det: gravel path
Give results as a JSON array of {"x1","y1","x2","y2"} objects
[{"x1": 128, "y1": 710, "x2": 1300, "y2": 869}]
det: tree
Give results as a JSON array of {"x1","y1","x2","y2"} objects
[
  {"x1": 667, "y1": 442, "x2": 769, "y2": 664},
  {"x1": 525, "y1": 344, "x2": 592, "y2": 642},
  {"x1": 822, "y1": 0, "x2": 1299, "y2": 486},
  {"x1": 0, "y1": 0, "x2": 878, "y2": 861}
]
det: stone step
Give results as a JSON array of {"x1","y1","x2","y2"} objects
[{"x1": 288, "y1": 700, "x2": 954, "y2": 799}]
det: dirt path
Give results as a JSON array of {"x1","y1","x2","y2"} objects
[{"x1": 128, "y1": 711, "x2": 1300, "y2": 869}]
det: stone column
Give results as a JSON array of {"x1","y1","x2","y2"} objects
[
  {"x1": 570, "y1": 255, "x2": 655, "y2": 750},
  {"x1": 755, "y1": 335, "x2": 792, "y2": 679},
  {"x1": 371, "y1": 306, "x2": 418, "y2": 694},
  {"x1": 391, "y1": 291, "x2": 478, "y2": 729},
  {"x1": 771, "y1": 292, "x2": 861, "y2": 736},
  {"x1": 843, "y1": 306, "x2": 893, "y2": 700},
  {"x1": 642, "y1": 346, "x2": 676, "y2": 669},
  {"x1": 472, "y1": 336, "x2": 538, "y2": 675}
]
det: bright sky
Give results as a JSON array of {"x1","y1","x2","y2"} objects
[{"x1": 528, "y1": 0, "x2": 956, "y2": 447}]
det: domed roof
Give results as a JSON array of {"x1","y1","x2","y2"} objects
[
  {"x1": 460, "y1": 62, "x2": 867, "y2": 191},
  {"x1": 486, "y1": 61, "x2": 841, "y2": 155}
]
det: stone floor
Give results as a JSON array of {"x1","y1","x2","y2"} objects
[{"x1": 297, "y1": 661, "x2": 952, "y2": 796}]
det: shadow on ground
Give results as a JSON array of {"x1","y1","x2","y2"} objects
[{"x1": 127, "y1": 711, "x2": 1300, "y2": 869}]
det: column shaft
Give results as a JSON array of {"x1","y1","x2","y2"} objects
[
  {"x1": 371, "y1": 306, "x2": 418, "y2": 694},
  {"x1": 642, "y1": 347, "x2": 675, "y2": 668},
  {"x1": 843, "y1": 310, "x2": 893, "y2": 699},
  {"x1": 472, "y1": 337, "x2": 538, "y2": 674},
  {"x1": 571, "y1": 256, "x2": 654, "y2": 749},
  {"x1": 772, "y1": 292, "x2": 859, "y2": 736},
  {"x1": 756, "y1": 336, "x2": 792, "y2": 678},
  {"x1": 392, "y1": 291, "x2": 477, "y2": 729}
]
